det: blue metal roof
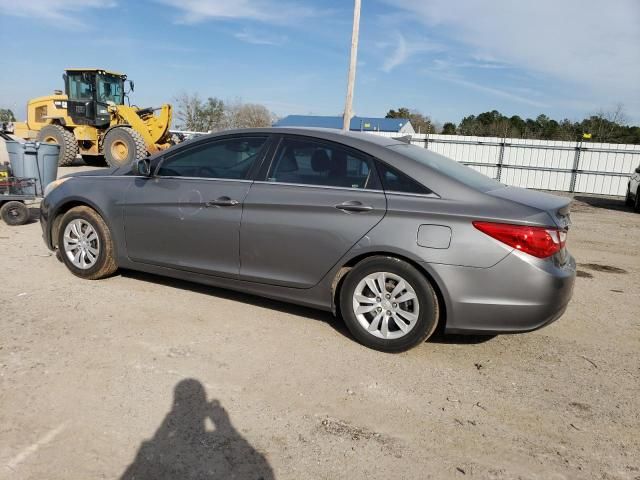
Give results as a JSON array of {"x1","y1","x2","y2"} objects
[{"x1": 274, "y1": 115, "x2": 410, "y2": 132}]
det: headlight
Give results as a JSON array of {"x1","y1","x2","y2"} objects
[{"x1": 43, "y1": 177, "x2": 71, "y2": 197}]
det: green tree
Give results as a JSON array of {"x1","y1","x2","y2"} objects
[
  {"x1": 386, "y1": 106, "x2": 639, "y2": 144},
  {"x1": 0, "y1": 108, "x2": 16, "y2": 122},
  {"x1": 386, "y1": 107, "x2": 432, "y2": 133},
  {"x1": 441, "y1": 122, "x2": 457, "y2": 135}
]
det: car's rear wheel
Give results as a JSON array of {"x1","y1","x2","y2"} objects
[
  {"x1": 57, "y1": 206, "x2": 118, "y2": 279},
  {"x1": 340, "y1": 256, "x2": 439, "y2": 352},
  {"x1": 635, "y1": 188, "x2": 640, "y2": 213}
]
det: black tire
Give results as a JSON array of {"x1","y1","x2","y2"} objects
[
  {"x1": 57, "y1": 206, "x2": 118, "y2": 279},
  {"x1": 36, "y1": 124, "x2": 78, "y2": 167},
  {"x1": 635, "y1": 188, "x2": 640, "y2": 213},
  {"x1": 103, "y1": 127, "x2": 147, "y2": 168},
  {"x1": 82, "y1": 155, "x2": 107, "y2": 167},
  {"x1": 0, "y1": 201, "x2": 30, "y2": 226},
  {"x1": 339, "y1": 256, "x2": 439, "y2": 353}
]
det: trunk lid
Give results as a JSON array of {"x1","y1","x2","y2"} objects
[{"x1": 487, "y1": 186, "x2": 571, "y2": 229}]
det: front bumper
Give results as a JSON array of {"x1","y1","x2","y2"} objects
[
  {"x1": 426, "y1": 250, "x2": 576, "y2": 334},
  {"x1": 39, "y1": 196, "x2": 54, "y2": 251}
]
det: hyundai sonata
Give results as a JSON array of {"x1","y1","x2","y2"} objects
[{"x1": 40, "y1": 128, "x2": 575, "y2": 352}]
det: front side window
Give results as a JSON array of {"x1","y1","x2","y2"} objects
[
  {"x1": 97, "y1": 75, "x2": 124, "y2": 104},
  {"x1": 268, "y1": 137, "x2": 378, "y2": 189},
  {"x1": 157, "y1": 136, "x2": 267, "y2": 179},
  {"x1": 68, "y1": 73, "x2": 94, "y2": 102}
]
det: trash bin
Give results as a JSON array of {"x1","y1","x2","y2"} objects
[{"x1": 5, "y1": 141, "x2": 60, "y2": 196}]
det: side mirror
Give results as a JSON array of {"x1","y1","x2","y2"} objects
[
  {"x1": 132, "y1": 158, "x2": 151, "y2": 176},
  {"x1": 129, "y1": 80, "x2": 135, "y2": 92}
]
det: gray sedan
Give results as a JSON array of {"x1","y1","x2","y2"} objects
[{"x1": 40, "y1": 128, "x2": 575, "y2": 352}]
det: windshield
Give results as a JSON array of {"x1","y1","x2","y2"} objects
[
  {"x1": 387, "y1": 143, "x2": 503, "y2": 192},
  {"x1": 96, "y1": 74, "x2": 124, "y2": 104}
]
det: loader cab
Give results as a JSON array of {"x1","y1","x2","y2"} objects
[{"x1": 64, "y1": 69, "x2": 126, "y2": 127}]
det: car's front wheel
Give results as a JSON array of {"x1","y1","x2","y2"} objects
[
  {"x1": 57, "y1": 206, "x2": 118, "y2": 279},
  {"x1": 340, "y1": 256, "x2": 439, "y2": 352}
]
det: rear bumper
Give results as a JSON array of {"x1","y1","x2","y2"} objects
[{"x1": 426, "y1": 250, "x2": 576, "y2": 334}]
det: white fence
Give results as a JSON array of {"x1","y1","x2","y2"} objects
[{"x1": 370, "y1": 132, "x2": 640, "y2": 197}]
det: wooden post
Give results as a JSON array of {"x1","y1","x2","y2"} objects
[{"x1": 342, "y1": 0, "x2": 361, "y2": 131}]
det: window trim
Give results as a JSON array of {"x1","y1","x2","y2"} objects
[
  {"x1": 253, "y1": 179, "x2": 385, "y2": 194},
  {"x1": 263, "y1": 134, "x2": 382, "y2": 191},
  {"x1": 153, "y1": 134, "x2": 272, "y2": 181}
]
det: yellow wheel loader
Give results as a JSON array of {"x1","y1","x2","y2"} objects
[{"x1": 13, "y1": 68, "x2": 173, "y2": 167}]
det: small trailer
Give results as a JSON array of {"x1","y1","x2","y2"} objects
[{"x1": 0, "y1": 131, "x2": 59, "y2": 226}]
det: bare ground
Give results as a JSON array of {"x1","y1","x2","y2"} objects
[{"x1": 0, "y1": 164, "x2": 639, "y2": 480}]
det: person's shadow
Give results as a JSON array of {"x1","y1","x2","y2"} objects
[{"x1": 120, "y1": 379, "x2": 274, "y2": 480}]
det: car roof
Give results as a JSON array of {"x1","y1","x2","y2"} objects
[{"x1": 205, "y1": 127, "x2": 406, "y2": 147}]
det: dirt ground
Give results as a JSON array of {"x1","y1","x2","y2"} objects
[{"x1": 1, "y1": 159, "x2": 639, "y2": 480}]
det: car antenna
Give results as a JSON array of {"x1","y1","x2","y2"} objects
[{"x1": 392, "y1": 135, "x2": 412, "y2": 144}]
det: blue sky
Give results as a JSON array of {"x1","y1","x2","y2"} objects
[{"x1": 1, "y1": 0, "x2": 639, "y2": 125}]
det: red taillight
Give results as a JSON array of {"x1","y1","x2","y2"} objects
[{"x1": 473, "y1": 221, "x2": 566, "y2": 258}]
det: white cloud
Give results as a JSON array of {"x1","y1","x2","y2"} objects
[
  {"x1": 234, "y1": 29, "x2": 287, "y2": 46},
  {"x1": 446, "y1": 75, "x2": 548, "y2": 108},
  {"x1": 380, "y1": 33, "x2": 441, "y2": 72},
  {"x1": 157, "y1": 0, "x2": 319, "y2": 25},
  {"x1": 428, "y1": 59, "x2": 547, "y2": 107},
  {"x1": 384, "y1": 0, "x2": 640, "y2": 117},
  {"x1": 0, "y1": 0, "x2": 115, "y2": 25}
]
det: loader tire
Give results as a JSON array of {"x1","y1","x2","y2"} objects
[
  {"x1": 37, "y1": 125, "x2": 78, "y2": 167},
  {"x1": 103, "y1": 127, "x2": 147, "y2": 168}
]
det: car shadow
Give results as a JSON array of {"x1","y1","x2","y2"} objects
[
  {"x1": 27, "y1": 206, "x2": 40, "y2": 224},
  {"x1": 120, "y1": 378, "x2": 274, "y2": 480},
  {"x1": 428, "y1": 332, "x2": 497, "y2": 344},
  {"x1": 120, "y1": 269, "x2": 353, "y2": 340},
  {"x1": 120, "y1": 269, "x2": 495, "y2": 347},
  {"x1": 572, "y1": 195, "x2": 631, "y2": 213}
]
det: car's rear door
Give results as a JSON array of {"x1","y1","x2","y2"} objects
[
  {"x1": 123, "y1": 135, "x2": 270, "y2": 278},
  {"x1": 239, "y1": 135, "x2": 386, "y2": 288}
]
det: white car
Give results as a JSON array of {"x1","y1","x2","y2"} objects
[{"x1": 626, "y1": 162, "x2": 640, "y2": 212}]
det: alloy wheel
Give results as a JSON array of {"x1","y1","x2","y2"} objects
[
  {"x1": 63, "y1": 219, "x2": 100, "y2": 269},
  {"x1": 352, "y1": 271, "x2": 420, "y2": 339}
]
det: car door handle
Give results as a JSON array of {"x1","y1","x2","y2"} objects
[
  {"x1": 334, "y1": 201, "x2": 373, "y2": 213},
  {"x1": 205, "y1": 197, "x2": 239, "y2": 207}
]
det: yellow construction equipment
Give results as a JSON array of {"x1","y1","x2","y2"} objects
[{"x1": 13, "y1": 68, "x2": 173, "y2": 167}]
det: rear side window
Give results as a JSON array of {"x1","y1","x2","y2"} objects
[
  {"x1": 388, "y1": 144, "x2": 502, "y2": 192},
  {"x1": 268, "y1": 137, "x2": 379, "y2": 190},
  {"x1": 376, "y1": 162, "x2": 432, "y2": 194},
  {"x1": 157, "y1": 136, "x2": 267, "y2": 179}
]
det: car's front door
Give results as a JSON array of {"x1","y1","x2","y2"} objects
[
  {"x1": 239, "y1": 135, "x2": 387, "y2": 288},
  {"x1": 123, "y1": 135, "x2": 269, "y2": 278}
]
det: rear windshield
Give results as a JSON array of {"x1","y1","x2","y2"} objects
[{"x1": 387, "y1": 144, "x2": 503, "y2": 192}]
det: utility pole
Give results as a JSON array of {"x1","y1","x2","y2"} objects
[{"x1": 342, "y1": 0, "x2": 361, "y2": 131}]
